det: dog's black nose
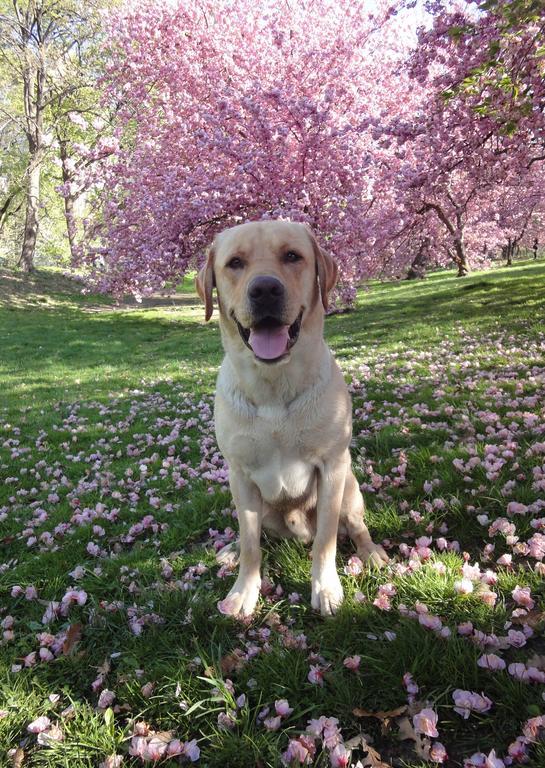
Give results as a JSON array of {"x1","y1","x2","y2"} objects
[{"x1": 248, "y1": 276, "x2": 285, "y2": 309}]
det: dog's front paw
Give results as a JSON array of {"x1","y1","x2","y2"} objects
[
  {"x1": 217, "y1": 576, "x2": 260, "y2": 618},
  {"x1": 311, "y1": 568, "x2": 344, "y2": 617},
  {"x1": 358, "y1": 541, "x2": 390, "y2": 568}
]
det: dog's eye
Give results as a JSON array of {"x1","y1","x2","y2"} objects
[
  {"x1": 226, "y1": 257, "x2": 244, "y2": 269},
  {"x1": 284, "y1": 250, "x2": 302, "y2": 264}
]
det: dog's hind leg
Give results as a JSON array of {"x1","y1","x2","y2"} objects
[
  {"x1": 283, "y1": 508, "x2": 315, "y2": 543},
  {"x1": 341, "y1": 467, "x2": 389, "y2": 568}
]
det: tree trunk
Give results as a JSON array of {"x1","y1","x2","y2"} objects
[
  {"x1": 533, "y1": 238, "x2": 538, "y2": 260},
  {"x1": 63, "y1": 192, "x2": 78, "y2": 260},
  {"x1": 19, "y1": 160, "x2": 40, "y2": 273},
  {"x1": 505, "y1": 238, "x2": 513, "y2": 266},
  {"x1": 59, "y1": 138, "x2": 79, "y2": 260},
  {"x1": 453, "y1": 238, "x2": 470, "y2": 276},
  {"x1": 0, "y1": 189, "x2": 22, "y2": 235},
  {"x1": 418, "y1": 202, "x2": 470, "y2": 276},
  {"x1": 406, "y1": 237, "x2": 429, "y2": 279}
]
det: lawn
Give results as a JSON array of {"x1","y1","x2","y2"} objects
[{"x1": 1, "y1": 261, "x2": 545, "y2": 768}]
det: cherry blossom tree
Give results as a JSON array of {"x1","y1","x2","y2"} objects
[
  {"x1": 77, "y1": 0, "x2": 544, "y2": 298},
  {"x1": 78, "y1": 0, "x2": 413, "y2": 301},
  {"x1": 370, "y1": 0, "x2": 545, "y2": 277}
]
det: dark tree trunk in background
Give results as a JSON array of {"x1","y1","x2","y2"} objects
[
  {"x1": 418, "y1": 202, "x2": 470, "y2": 277},
  {"x1": 16, "y1": 1, "x2": 47, "y2": 274},
  {"x1": 503, "y1": 237, "x2": 521, "y2": 267},
  {"x1": 406, "y1": 237, "x2": 430, "y2": 279},
  {"x1": 453, "y1": 239, "x2": 470, "y2": 276},
  {"x1": 58, "y1": 137, "x2": 79, "y2": 261},
  {"x1": 503, "y1": 238, "x2": 513, "y2": 266},
  {"x1": 20, "y1": 159, "x2": 41, "y2": 273}
]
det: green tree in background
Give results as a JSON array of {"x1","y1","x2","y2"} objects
[{"x1": 0, "y1": 0, "x2": 108, "y2": 271}]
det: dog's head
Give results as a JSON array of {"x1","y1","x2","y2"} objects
[{"x1": 196, "y1": 221, "x2": 337, "y2": 364}]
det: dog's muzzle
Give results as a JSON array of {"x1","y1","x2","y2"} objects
[{"x1": 234, "y1": 310, "x2": 303, "y2": 363}]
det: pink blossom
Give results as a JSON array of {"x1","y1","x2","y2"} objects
[
  {"x1": 477, "y1": 654, "x2": 506, "y2": 671},
  {"x1": 523, "y1": 715, "x2": 545, "y2": 742},
  {"x1": 507, "y1": 738, "x2": 528, "y2": 762},
  {"x1": 461, "y1": 562, "x2": 481, "y2": 581},
  {"x1": 413, "y1": 708, "x2": 439, "y2": 738},
  {"x1": 99, "y1": 756, "x2": 123, "y2": 768},
  {"x1": 454, "y1": 578, "x2": 474, "y2": 595},
  {"x1": 458, "y1": 621, "x2": 474, "y2": 636},
  {"x1": 28, "y1": 716, "x2": 51, "y2": 733},
  {"x1": 329, "y1": 743, "x2": 350, "y2": 768},
  {"x1": 508, "y1": 662, "x2": 527, "y2": 680},
  {"x1": 507, "y1": 501, "x2": 528, "y2": 516},
  {"x1": 430, "y1": 742, "x2": 448, "y2": 763},
  {"x1": 453, "y1": 690, "x2": 493, "y2": 719},
  {"x1": 140, "y1": 682, "x2": 155, "y2": 698},
  {"x1": 263, "y1": 715, "x2": 282, "y2": 731},
  {"x1": 512, "y1": 585, "x2": 535, "y2": 609},
  {"x1": 217, "y1": 595, "x2": 240, "y2": 615},
  {"x1": 477, "y1": 589, "x2": 498, "y2": 606},
  {"x1": 403, "y1": 672, "x2": 419, "y2": 701},
  {"x1": 322, "y1": 717, "x2": 342, "y2": 749},
  {"x1": 419, "y1": 613, "x2": 443, "y2": 631},
  {"x1": 344, "y1": 555, "x2": 363, "y2": 576},
  {"x1": 308, "y1": 664, "x2": 324, "y2": 686},
  {"x1": 343, "y1": 655, "x2": 361, "y2": 671},
  {"x1": 97, "y1": 689, "x2": 116, "y2": 709},
  {"x1": 217, "y1": 711, "x2": 237, "y2": 730},
  {"x1": 275, "y1": 699, "x2": 293, "y2": 717},
  {"x1": 506, "y1": 629, "x2": 527, "y2": 648},
  {"x1": 165, "y1": 739, "x2": 183, "y2": 757},
  {"x1": 528, "y1": 533, "x2": 545, "y2": 560},
  {"x1": 182, "y1": 739, "x2": 200, "y2": 762},
  {"x1": 282, "y1": 738, "x2": 314, "y2": 765},
  {"x1": 373, "y1": 593, "x2": 392, "y2": 611}
]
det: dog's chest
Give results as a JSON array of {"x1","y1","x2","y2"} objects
[{"x1": 225, "y1": 404, "x2": 317, "y2": 503}]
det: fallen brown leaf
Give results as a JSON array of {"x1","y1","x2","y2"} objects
[
  {"x1": 353, "y1": 706, "x2": 407, "y2": 721},
  {"x1": 397, "y1": 716, "x2": 416, "y2": 742},
  {"x1": 220, "y1": 649, "x2": 246, "y2": 675},
  {"x1": 154, "y1": 731, "x2": 174, "y2": 743},
  {"x1": 344, "y1": 734, "x2": 373, "y2": 751},
  {"x1": 360, "y1": 743, "x2": 391, "y2": 768},
  {"x1": 342, "y1": 734, "x2": 391, "y2": 768},
  {"x1": 10, "y1": 748, "x2": 24, "y2": 768},
  {"x1": 527, "y1": 654, "x2": 545, "y2": 670},
  {"x1": 62, "y1": 623, "x2": 82, "y2": 655},
  {"x1": 96, "y1": 659, "x2": 111, "y2": 676},
  {"x1": 512, "y1": 610, "x2": 545, "y2": 629},
  {"x1": 397, "y1": 716, "x2": 431, "y2": 761}
]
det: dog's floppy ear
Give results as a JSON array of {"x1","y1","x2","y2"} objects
[
  {"x1": 196, "y1": 244, "x2": 216, "y2": 321},
  {"x1": 304, "y1": 225, "x2": 338, "y2": 311}
]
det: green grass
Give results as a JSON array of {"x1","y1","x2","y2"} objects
[{"x1": 1, "y1": 260, "x2": 545, "y2": 767}]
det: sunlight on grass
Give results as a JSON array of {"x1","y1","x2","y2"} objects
[{"x1": 1, "y1": 261, "x2": 545, "y2": 766}]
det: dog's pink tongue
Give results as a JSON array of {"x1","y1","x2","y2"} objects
[{"x1": 249, "y1": 325, "x2": 289, "y2": 359}]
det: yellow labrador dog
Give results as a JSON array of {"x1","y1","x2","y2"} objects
[{"x1": 196, "y1": 220, "x2": 388, "y2": 617}]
